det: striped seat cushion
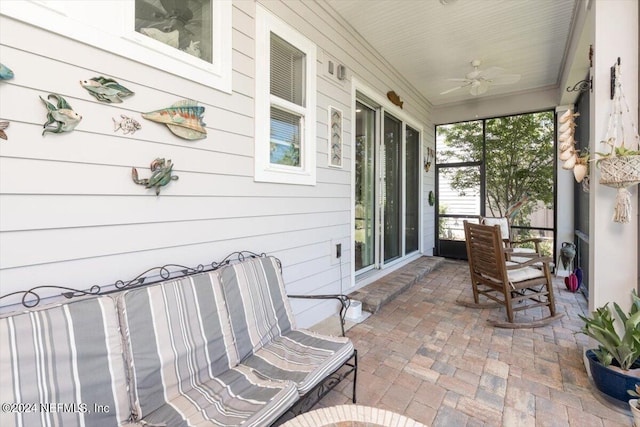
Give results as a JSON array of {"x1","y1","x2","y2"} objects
[
  {"x1": 118, "y1": 271, "x2": 297, "y2": 426},
  {"x1": 219, "y1": 256, "x2": 354, "y2": 394},
  {"x1": 0, "y1": 296, "x2": 132, "y2": 427},
  {"x1": 138, "y1": 365, "x2": 298, "y2": 427},
  {"x1": 218, "y1": 256, "x2": 295, "y2": 360},
  {"x1": 240, "y1": 329, "x2": 354, "y2": 395}
]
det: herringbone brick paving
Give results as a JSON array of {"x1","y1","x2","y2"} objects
[{"x1": 320, "y1": 259, "x2": 632, "y2": 426}]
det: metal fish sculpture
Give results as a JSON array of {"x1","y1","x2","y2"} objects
[
  {"x1": 80, "y1": 76, "x2": 134, "y2": 103},
  {"x1": 40, "y1": 93, "x2": 82, "y2": 136},
  {"x1": 0, "y1": 121, "x2": 8, "y2": 140},
  {"x1": 387, "y1": 90, "x2": 403, "y2": 109},
  {"x1": 142, "y1": 100, "x2": 206, "y2": 140},
  {"x1": 113, "y1": 115, "x2": 141, "y2": 135},
  {"x1": 0, "y1": 63, "x2": 14, "y2": 80},
  {"x1": 131, "y1": 158, "x2": 179, "y2": 196},
  {"x1": 505, "y1": 194, "x2": 529, "y2": 220}
]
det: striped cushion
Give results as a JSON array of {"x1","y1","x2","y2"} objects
[
  {"x1": 218, "y1": 256, "x2": 295, "y2": 360},
  {"x1": 138, "y1": 365, "x2": 298, "y2": 427},
  {"x1": 0, "y1": 296, "x2": 132, "y2": 427},
  {"x1": 505, "y1": 261, "x2": 545, "y2": 284},
  {"x1": 118, "y1": 271, "x2": 297, "y2": 426},
  {"x1": 241, "y1": 330, "x2": 355, "y2": 395},
  {"x1": 219, "y1": 256, "x2": 354, "y2": 395}
]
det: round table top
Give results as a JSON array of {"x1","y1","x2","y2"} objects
[{"x1": 281, "y1": 405, "x2": 426, "y2": 427}]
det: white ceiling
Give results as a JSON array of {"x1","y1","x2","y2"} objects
[{"x1": 326, "y1": 0, "x2": 580, "y2": 107}]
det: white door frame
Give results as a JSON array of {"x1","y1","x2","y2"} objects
[{"x1": 350, "y1": 77, "x2": 424, "y2": 290}]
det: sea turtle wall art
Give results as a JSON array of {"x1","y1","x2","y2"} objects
[{"x1": 131, "y1": 158, "x2": 179, "y2": 195}]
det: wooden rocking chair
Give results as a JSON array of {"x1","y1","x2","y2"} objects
[{"x1": 461, "y1": 221, "x2": 563, "y2": 328}]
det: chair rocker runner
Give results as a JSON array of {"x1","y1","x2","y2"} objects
[{"x1": 461, "y1": 221, "x2": 563, "y2": 328}]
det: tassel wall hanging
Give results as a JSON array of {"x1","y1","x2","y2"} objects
[{"x1": 596, "y1": 59, "x2": 640, "y2": 224}]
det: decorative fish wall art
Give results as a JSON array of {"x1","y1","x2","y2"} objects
[
  {"x1": 80, "y1": 76, "x2": 134, "y2": 103},
  {"x1": 113, "y1": 115, "x2": 141, "y2": 135},
  {"x1": 0, "y1": 121, "x2": 9, "y2": 140},
  {"x1": 132, "y1": 158, "x2": 179, "y2": 196},
  {"x1": 0, "y1": 63, "x2": 14, "y2": 80},
  {"x1": 142, "y1": 100, "x2": 206, "y2": 140},
  {"x1": 40, "y1": 94, "x2": 82, "y2": 135}
]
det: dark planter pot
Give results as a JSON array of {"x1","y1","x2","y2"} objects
[{"x1": 586, "y1": 349, "x2": 640, "y2": 403}]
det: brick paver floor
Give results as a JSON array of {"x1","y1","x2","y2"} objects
[{"x1": 319, "y1": 259, "x2": 633, "y2": 426}]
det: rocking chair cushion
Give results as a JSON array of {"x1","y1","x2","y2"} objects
[
  {"x1": 480, "y1": 262, "x2": 544, "y2": 289},
  {"x1": 482, "y1": 217, "x2": 510, "y2": 240},
  {"x1": 505, "y1": 261, "x2": 545, "y2": 285}
]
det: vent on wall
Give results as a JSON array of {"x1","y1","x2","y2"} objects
[{"x1": 321, "y1": 50, "x2": 347, "y2": 86}]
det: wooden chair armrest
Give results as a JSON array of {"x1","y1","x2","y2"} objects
[
  {"x1": 287, "y1": 294, "x2": 350, "y2": 336},
  {"x1": 512, "y1": 237, "x2": 544, "y2": 244},
  {"x1": 505, "y1": 255, "x2": 552, "y2": 269}
]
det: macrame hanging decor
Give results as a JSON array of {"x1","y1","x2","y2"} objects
[{"x1": 597, "y1": 59, "x2": 640, "y2": 224}]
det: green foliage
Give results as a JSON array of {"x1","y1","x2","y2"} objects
[
  {"x1": 438, "y1": 112, "x2": 555, "y2": 222},
  {"x1": 629, "y1": 383, "x2": 640, "y2": 398},
  {"x1": 438, "y1": 204, "x2": 448, "y2": 238},
  {"x1": 596, "y1": 146, "x2": 640, "y2": 162},
  {"x1": 580, "y1": 290, "x2": 640, "y2": 370}
]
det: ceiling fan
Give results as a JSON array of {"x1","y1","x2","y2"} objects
[{"x1": 440, "y1": 59, "x2": 521, "y2": 96}]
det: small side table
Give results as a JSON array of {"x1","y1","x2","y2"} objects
[{"x1": 281, "y1": 404, "x2": 426, "y2": 427}]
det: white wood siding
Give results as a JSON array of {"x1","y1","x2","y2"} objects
[{"x1": 0, "y1": 0, "x2": 434, "y2": 327}]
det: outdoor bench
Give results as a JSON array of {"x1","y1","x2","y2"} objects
[{"x1": 0, "y1": 252, "x2": 357, "y2": 426}]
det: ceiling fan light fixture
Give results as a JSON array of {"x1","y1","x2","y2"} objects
[{"x1": 441, "y1": 59, "x2": 520, "y2": 97}]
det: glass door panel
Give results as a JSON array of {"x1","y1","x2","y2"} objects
[
  {"x1": 383, "y1": 113, "x2": 402, "y2": 263},
  {"x1": 355, "y1": 101, "x2": 376, "y2": 272},
  {"x1": 405, "y1": 125, "x2": 420, "y2": 253}
]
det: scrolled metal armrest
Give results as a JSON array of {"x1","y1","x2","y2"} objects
[{"x1": 287, "y1": 294, "x2": 350, "y2": 337}]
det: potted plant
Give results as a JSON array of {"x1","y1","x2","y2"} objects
[
  {"x1": 628, "y1": 384, "x2": 640, "y2": 426},
  {"x1": 579, "y1": 289, "x2": 640, "y2": 403}
]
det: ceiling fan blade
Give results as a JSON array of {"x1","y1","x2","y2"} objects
[
  {"x1": 440, "y1": 83, "x2": 470, "y2": 95},
  {"x1": 478, "y1": 66, "x2": 506, "y2": 79},
  {"x1": 446, "y1": 78, "x2": 471, "y2": 82},
  {"x1": 490, "y1": 73, "x2": 521, "y2": 85}
]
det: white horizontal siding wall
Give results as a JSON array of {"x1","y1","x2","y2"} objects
[{"x1": 0, "y1": 0, "x2": 433, "y2": 327}]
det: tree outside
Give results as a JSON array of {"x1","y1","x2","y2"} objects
[{"x1": 437, "y1": 111, "x2": 555, "y2": 253}]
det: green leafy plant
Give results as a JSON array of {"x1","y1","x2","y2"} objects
[
  {"x1": 579, "y1": 289, "x2": 640, "y2": 370},
  {"x1": 628, "y1": 384, "x2": 640, "y2": 408},
  {"x1": 596, "y1": 140, "x2": 640, "y2": 160}
]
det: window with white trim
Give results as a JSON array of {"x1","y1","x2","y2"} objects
[
  {"x1": 255, "y1": 5, "x2": 317, "y2": 185},
  {"x1": 0, "y1": 0, "x2": 232, "y2": 92}
]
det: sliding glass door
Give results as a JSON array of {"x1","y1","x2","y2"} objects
[
  {"x1": 405, "y1": 125, "x2": 420, "y2": 253},
  {"x1": 355, "y1": 101, "x2": 376, "y2": 271},
  {"x1": 355, "y1": 96, "x2": 421, "y2": 274},
  {"x1": 383, "y1": 113, "x2": 402, "y2": 263}
]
